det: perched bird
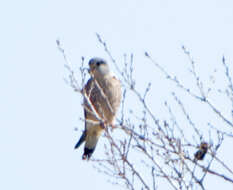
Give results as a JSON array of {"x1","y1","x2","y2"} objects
[
  {"x1": 74, "y1": 58, "x2": 122, "y2": 160},
  {"x1": 194, "y1": 142, "x2": 208, "y2": 161}
]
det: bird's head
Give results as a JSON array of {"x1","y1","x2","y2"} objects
[
  {"x1": 200, "y1": 142, "x2": 208, "y2": 152},
  {"x1": 88, "y1": 57, "x2": 110, "y2": 77}
]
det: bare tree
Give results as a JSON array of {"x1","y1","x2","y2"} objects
[{"x1": 57, "y1": 34, "x2": 233, "y2": 190}]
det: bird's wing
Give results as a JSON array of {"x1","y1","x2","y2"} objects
[{"x1": 77, "y1": 75, "x2": 121, "y2": 160}]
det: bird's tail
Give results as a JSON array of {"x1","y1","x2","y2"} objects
[
  {"x1": 82, "y1": 131, "x2": 102, "y2": 160},
  {"x1": 74, "y1": 127, "x2": 103, "y2": 160}
]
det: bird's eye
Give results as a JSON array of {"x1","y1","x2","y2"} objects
[{"x1": 96, "y1": 61, "x2": 103, "y2": 66}]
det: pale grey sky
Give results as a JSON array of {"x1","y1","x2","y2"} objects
[{"x1": 1, "y1": 0, "x2": 233, "y2": 189}]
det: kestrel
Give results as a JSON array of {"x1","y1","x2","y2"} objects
[{"x1": 74, "y1": 58, "x2": 122, "y2": 160}]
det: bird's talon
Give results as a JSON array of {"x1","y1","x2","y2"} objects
[{"x1": 100, "y1": 121, "x2": 107, "y2": 129}]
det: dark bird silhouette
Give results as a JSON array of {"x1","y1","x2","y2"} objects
[{"x1": 194, "y1": 142, "x2": 208, "y2": 161}]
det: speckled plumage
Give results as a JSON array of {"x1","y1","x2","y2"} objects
[{"x1": 74, "y1": 58, "x2": 121, "y2": 160}]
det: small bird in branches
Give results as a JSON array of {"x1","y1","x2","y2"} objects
[
  {"x1": 194, "y1": 142, "x2": 208, "y2": 161},
  {"x1": 74, "y1": 58, "x2": 122, "y2": 160}
]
